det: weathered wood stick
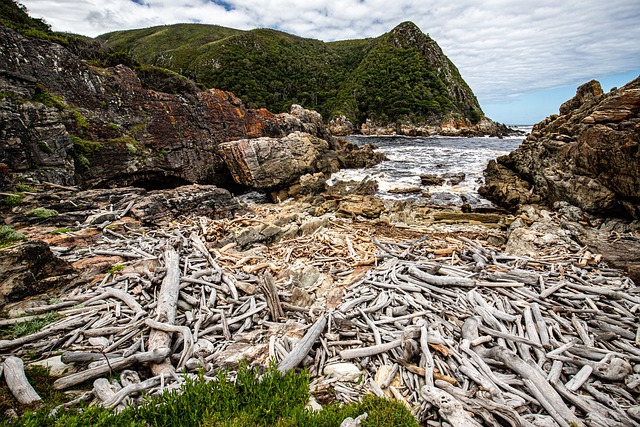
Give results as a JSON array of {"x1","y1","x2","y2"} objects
[
  {"x1": 408, "y1": 266, "x2": 476, "y2": 287},
  {"x1": 340, "y1": 339, "x2": 402, "y2": 360},
  {"x1": 53, "y1": 348, "x2": 170, "y2": 390},
  {"x1": 94, "y1": 250, "x2": 143, "y2": 259},
  {"x1": 61, "y1": 351, "x2": 121, "y2": 364},
  {"x1": 93, "y1": 377, "x2": 118, "y2": 404},
  {"x1": 3, "y1": 356, "x2": 42, "y2": 404},
  {"x1": 145, "y1": 319, "x2": 193, "y2": 370},
  {"x1": 148, "y1": 245, "x2": 181, "y2": 376},
  {"x1": 0, "y1": 317, "x2": 86, "y2": 351},
  {"x1": 278, "y1": 315, "x2": 327, "y2": 373},
  {"x1": 260, "y1": 271, "x2": 284, "y2": 320},
  {"x1": 102, "y1": 376, "x2": 162, "y2": 408},
  {"x1": 565, "y1": 365, "x2": 593, "y2": 391},
  {"x1": 420, "y1": 385, "x2": 483, "y2": 427},
  {"x1": 482, "y1": 346, "x2": 583, "y2": 426},
  {"x1": 84, "y1": 287, "x2": 145, "y2": 316},
  {"x1": 420, "y1": 323, "x2": 435, "y2": 388},
  {"x1": 521, "y1": 378, "x2": 572, "y2": 427}
]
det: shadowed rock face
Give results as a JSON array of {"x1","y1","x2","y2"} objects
[
  {"x1": 480, "y1": 77, "x2": 640, "y2": 219},
  {"x1": 0, "y1": 240, "x2": 76, "y2": 307},
  {"x1": 0, "y1": 26, "x2": 325, "y2": 190}
]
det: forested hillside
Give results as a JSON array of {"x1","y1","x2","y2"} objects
[{"x1": 100, "y1": 21, "x2": 483, "y2": 128}]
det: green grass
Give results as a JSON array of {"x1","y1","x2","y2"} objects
[
  {"x1": 0, "y1": 364, "x2": 67, "y2": 417},
  {"x1": 50, "y1": 227, "x2": 72, "y2": 235},
  {"x1": 28, "y1": 207, "x2": 59, "y2": 218},
  {"x1": 3, "y1": 192, "x2": 25, "y2": 206},
  {"x1": 37, "y1": 140, "x2": 53, "y2": 154},
  {"x1": 107, "y1": 263, "x2": 125, "y2": 274},
  {"x1": 15, "y1": 183, "x2": 39, "y2": 192},
  {"x1": 70, "y1": 135, "x2": 102, "y2": 153},
  {"x1": 3, "y1": 363, "x2": 420, "y2": 427},
  {"x1": 0, "y1": 224, "x2": 25, "y2": 247},
  {"x1": 0, "y1": 312, "x2": 61, "y2": 339}
]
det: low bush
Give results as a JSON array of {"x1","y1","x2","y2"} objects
[{"x1": 4, "y1": 363, "x2": 420, "y2": 427}]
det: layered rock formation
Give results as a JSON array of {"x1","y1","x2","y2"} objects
[
  {"x1": 1, "y1": 25, "x2": 374, "y2": 195},
  {"x1": 219, "y1": 131, "x2": 338, "y2": 190},
  {"x1": 481, "y1": 77, "x2": 640, "y2": 219},
  {"x1": 0, "y1": 240, "x2": 76, "y2": 306},
  {"x1": 480, "y1": 77, "x2": 640, "y2": 279}
]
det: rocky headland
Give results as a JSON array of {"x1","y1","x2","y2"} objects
[{"x1": 480, "y1": 77, "x2": 640, "y2": 280}]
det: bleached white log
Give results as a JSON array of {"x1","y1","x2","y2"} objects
[
  {"x1": 148, "y1": 246, "x2": 181, "y2": 376},
  {"x1": 53, "y1": 348, "x2": 170, "y2": 390},
  {"x1": 278, "y1": 315, "x2": 327, "y2": 373},
  {"x1": 3, "y1": 356, "x2": 42, "y2": 405}
]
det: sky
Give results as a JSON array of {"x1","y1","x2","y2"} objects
[{"x1": 18, "y1": 0, "x2": 640, "y2": 125}]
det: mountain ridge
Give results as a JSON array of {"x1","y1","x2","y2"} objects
[{"x1": 98, "y1": 21, "x2": 487, "y2": 132}]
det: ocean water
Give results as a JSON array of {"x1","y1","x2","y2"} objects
[{"x1": 329, "y1": 129, "x2": 527, "y2": 207}]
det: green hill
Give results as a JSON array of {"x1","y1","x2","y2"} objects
[{"x1": 99, "y1": 21, "x2": 483, "y2": 127}]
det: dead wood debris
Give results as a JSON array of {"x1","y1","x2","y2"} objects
[{"x1": 1, "y1": 204, "x2": 639, "y2": 427}]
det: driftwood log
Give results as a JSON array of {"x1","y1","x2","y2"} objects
[
  {"x1": 2, "y1": 356, "x2": 42, "y2": 405},
  {"x1": 148, "y1": 245, "x2": 181, "y2": 376}
]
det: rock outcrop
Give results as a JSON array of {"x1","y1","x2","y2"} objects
[
  {"x1": 481, "y1": 77, "x2": 640, "y2": 219},
  {"x1": 219, "y1": 131, "x2": 339, "y2": 190},
  {"x1": 0, "y1": 240, "x2": 76, "y2": 307},
  {"x1": 360, "y1": 116, "x2": 516, "y2": 137},
  {"x1": 0, "y1": 26, "x2": 360, "y2": 194}
]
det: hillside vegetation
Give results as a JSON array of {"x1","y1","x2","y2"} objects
[{"x1": 100, "y1": 21, "x2": 483, "y2": 127}]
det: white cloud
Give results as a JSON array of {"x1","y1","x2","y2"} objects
[{"x1": 18, "y1": 0, "x2": 640, "y2": 109}]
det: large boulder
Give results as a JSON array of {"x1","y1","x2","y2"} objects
[
  {"x1": 480, "y1": 76, "x2": 640, "y2": 219},
  {"x1": 218, "y1": 131, "x2": 339, "y2": 190},
  {"x1": 0, "y1": 240, "x2": 76, "y2": 308}
]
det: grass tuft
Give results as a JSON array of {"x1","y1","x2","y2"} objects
[
  {"x1": 0, "y1": 225, "x2": 26, "y2": 248},
  {"x1": 3, "y1": 193, "x2": 25, "y2": 206},
  {"x1": 0, "y1": 312, "x2": 62, "y2": 340},
  {"x1": 107, "y1": 263, "x2": 125, "y2": 274},
  {"x1": 28, "y1": 207, "x2": 59, "y2": 218}
]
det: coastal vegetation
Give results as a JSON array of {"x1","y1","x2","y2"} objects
[
  {"x1": 99, "y1": 22, "x2": 483, "y2": 128},
  {"x1": 0, "y1": 363, "x2": 418, "y2": 427}
]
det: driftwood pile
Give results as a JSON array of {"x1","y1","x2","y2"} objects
[{"x1": 0, "y1": 206, "x2": 639, "y2": 427}]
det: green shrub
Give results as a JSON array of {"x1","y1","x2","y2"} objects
[
  {"x1": 4, "y1": 363, "x2": 420, "y2": 427},
  {"x1": 28, "y1": 207, "x2": 58, "y2": 218}
]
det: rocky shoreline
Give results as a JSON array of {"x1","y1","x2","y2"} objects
[{"x1": 328, "y1": 115, "x2": 519, "y2": 138}]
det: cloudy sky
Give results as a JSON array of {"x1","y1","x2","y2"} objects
[{"x1": 19, "y1": 0, "x2": 640, "y2": 124}]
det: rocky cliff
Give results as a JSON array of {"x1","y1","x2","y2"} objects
[
  {"x1": 0, "y1": 24, "x2": 366, "y2": 194},
  {"x1": 480, "y1": 77, "x2": 640, "y2": 219}
]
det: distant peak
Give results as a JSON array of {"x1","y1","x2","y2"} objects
[
  {"x1": 389, "y1": 21, "x2": 431, "y2": 48},
  {"x1": 393, "y1": 21, "x2": 420, "y2": 32}
]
